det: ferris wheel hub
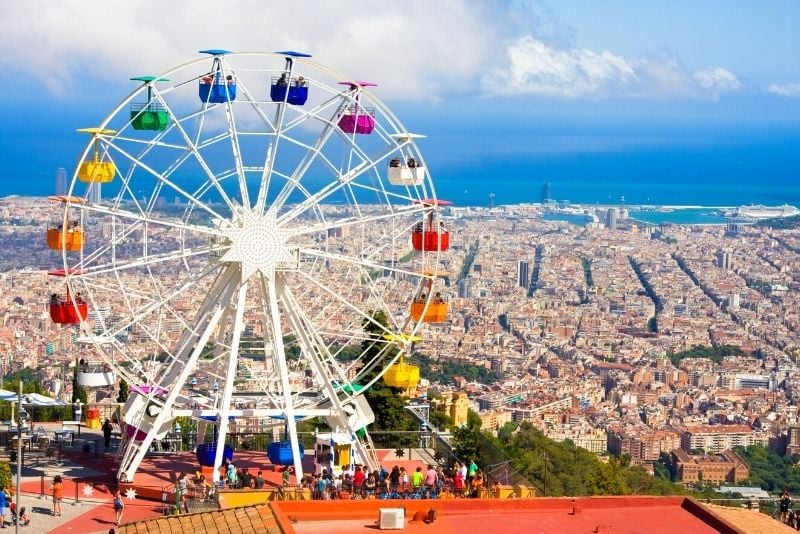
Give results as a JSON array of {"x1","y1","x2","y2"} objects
[{"x1": 219, "y1": 209, "x2": 298, "y2": 280}]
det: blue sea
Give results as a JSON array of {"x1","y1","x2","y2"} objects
[
  {"x1": 424, "y1": 122, "x2": 800, "y2": 209},
  {"x1": 1, "y1": 99, "x2": 798, "y2": 219}
]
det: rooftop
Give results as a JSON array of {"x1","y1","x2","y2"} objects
[{"x1": 113, "y1": 495, "x2": 794, "y2": 534}]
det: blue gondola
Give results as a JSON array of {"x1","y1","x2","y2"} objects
[
  {"x1": 267, "y1": 441, "x2": 304, "y2": 466},
  {"x1": 198, "y1": 49, "x2": 236, "y2": 104},
  {"x1": 270, "y1": 51, "x2": 312, "y2": 105},
  {"x1": 196, "y1": 442, "x2": 233, "y2": 466}
]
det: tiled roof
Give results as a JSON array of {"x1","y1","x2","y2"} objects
[
  {"x1": 702, "y1": 504, "x2": 797, "y2": 534},
  {"x1": 118, "y1": 504, "x2": 282, "y2": 534}
]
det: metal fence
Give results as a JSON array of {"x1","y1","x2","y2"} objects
[{"x1": 476, "y1": 433, "x2": 541, "y2": 493}]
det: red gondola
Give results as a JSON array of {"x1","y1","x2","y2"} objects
[
  {"x1": 49, "y1": 296, "x2": 88, "y2": 324},
  {"x1": 48, "y1": 269, "x2": 87, "y2": 324},
  {"x1": 411, "y1": 199, "x2": 452, "y2": 252}
]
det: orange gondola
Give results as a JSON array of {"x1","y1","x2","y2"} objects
[
  {"x1": 45, "y1": 196, "x2": 85, "y2": 252},
  {"x1": 410, "y1": 273, "x2": 448, "y2": 323}
]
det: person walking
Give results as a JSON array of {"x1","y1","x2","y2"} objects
[
  {"x1": 175, "y1": 472, "x2": 187, "y2": 515},
  {"x1": 102, "y1": 418, "x2": 114, "y2": 450},
  {"x1": 51, "y1": 475, "x2": 64, "y2": 516},
  {"x1": 113, "y1": 488, "x2": 124, "y2": 525}
]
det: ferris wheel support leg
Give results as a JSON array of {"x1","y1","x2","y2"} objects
[
  {"x1": 117, "y1": 268, "x2": 238, "y2": 482},
  {"x1": 211, "y1": 278, "x2": 249, "y2": 481},
  {"x1": 278, "y1": 283, "x2": 379, "y2": 473},
  {"x1": 269, "y1": 276, "x2": 305, "y2": 481}
]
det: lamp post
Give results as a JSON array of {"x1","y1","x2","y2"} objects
[
  {"x1": 540, "y1": 450, "x2": 549, "y2": 497},
  {"x1": 15, "y1": 381, "x2": 23, "y2": 534}
]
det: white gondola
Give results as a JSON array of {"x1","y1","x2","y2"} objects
[
  {"x1": 387, "y1": 133, "x2": 426, "y2": 186},
  {"x1": 77, "y1": 362, "x2": 116, "y2": 387}
]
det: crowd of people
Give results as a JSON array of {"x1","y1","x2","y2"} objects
[
  {"x1": 296, "y1": 459, "x2": 485, "y2": 500},
  {"x1": 164, "y1": 458, "x2": 487, "y2": 515}
]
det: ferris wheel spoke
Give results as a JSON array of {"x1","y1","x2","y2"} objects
[
  {"x1": 221, "y1": 96, "x2": 251, "y2": 209},
  {"x1": 82, "y1": 260, "x2": 221, "y2": 342},
  {"x1": 270, "y1": 104, "x2": 346, "y2": 213},
  {"x1": 254, "y1": 143, "x2": 274, "y2": 215},
  {"x1": 275, "y1": 145, "x2": 399, "y2": 225},
  {"x1": 153, "y1": 265, "x2": 241, "y2": 386},
  {"x1": 80, "y1": 241, "x2": 216, "y2": 278},
  {"x1": 158, "y1": 126, "x2": 239, "y2": 217},
  {"x1": 279, "y1": 282, "x2": 350, "y2": 386},
  {"x1": 293, "y1": 268, "x2": 399, "y2": 337},
  {"x1": 287, "y1": 202, "x2": 427, "y2": 237},
  {"x1": 278, "y1": 283, "x2": 361, "y2": 419},
  {"x1": 103, "y1": 139, "x2": 230, "y2": 222},
  {"x1": 298, "y1": 247, "x2": 422, "y2": 280}
]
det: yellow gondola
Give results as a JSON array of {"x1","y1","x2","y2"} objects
[
  {"x1": 384, "y1": 356, "x2": 420, "y2": 390},
  {"x1": 77, "y1": 128, "x2": 116, "y2": 183},
  {"x1": 383, "y1": 334, "x2": 421, "y2": 390}
]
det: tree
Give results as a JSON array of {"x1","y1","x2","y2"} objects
[
  {"x1": 360, "y1": 310, "x2": 417, "y2": 446},
  {"x1": 451, "y1": 409, "x2": 482, "y2": 460},
  {"x1": 497, "y1": 421, "x2": 519, "y2": 442},
  {"x1": 117, "y1": 379, "x2": 129, "y2": 403},
  {"x1": 0, "y1": 462, "x2": 11, "y2": 492},
  {"x1": 429, "y1": 408, "x2": 453, "y2": 431},
  {"x1": 72, "y1": 372, "x2": 87, "y2": 405}
]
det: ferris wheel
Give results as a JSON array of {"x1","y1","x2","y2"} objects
[{"x1": 47, "y1": 50, "x2": 452, "y2": 483}]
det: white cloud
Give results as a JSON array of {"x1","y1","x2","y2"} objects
[
  {"x1": 693, "y1": 67, "x2": 742, "y2": 96},
  {"x1": 0, "y1": 0, "x2": 494, "y2": 101},
  {"x1": 0, "y1": 1, "x2": 752, "y2": 103},
  {"x1": 768, "y1": 83, "x2": 800, "y2": 98},
  {"x1": 483, "y1": 36, "x2": 743, "y2": 100},
  {"x1": 483, "y1": 36, "x2": 638, "y2": 98}
]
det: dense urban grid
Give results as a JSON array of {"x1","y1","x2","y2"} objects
[{"x1": 3, "y1": 196, "x2": 800, "y2": 489}]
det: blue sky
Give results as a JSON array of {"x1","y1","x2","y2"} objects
[{"x1": 0, "y1": 1, "x2": 798, "y2": 198}]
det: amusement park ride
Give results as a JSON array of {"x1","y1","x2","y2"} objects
[{"x1": 45, "y1": 50, "x2": 452, "y2": 484}]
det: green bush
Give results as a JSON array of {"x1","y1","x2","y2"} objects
[{"x1": 0, "y1": 462, "x2": 12, "y2": 492}]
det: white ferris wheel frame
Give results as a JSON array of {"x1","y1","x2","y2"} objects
[{"x1": 55, "y1": 51, "x2": 447, "y2": 483}]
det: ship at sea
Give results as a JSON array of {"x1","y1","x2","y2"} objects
[{"x1": 722, "y1": 204, "x2": 800, "y2": 220}]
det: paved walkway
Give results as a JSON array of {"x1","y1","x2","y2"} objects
[{"x1": 6, "y1": 422, "x2": 164, "y2": 533}]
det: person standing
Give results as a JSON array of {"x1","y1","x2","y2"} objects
[
  {"x1": 0, "y1": 486, "x2": 7, "y2": 528},
  {"x1": 73, "y1": 399, "x2": 82, "y2": 422},
  {"x1": 51, "y1": 475, "x2": 64, "y2": 516},
  {"x1": 780, "y1": 489, "x2": 792, "y2": 524},
  {"x1": 102, "y1": 418, "x2": 114, "y2": 450},
  {"x1": 282, "y1": 466, "x2": 292, "y2": 488},
  {"x1": 424, "y1": 464, "x2": 437, "y2": 498},
  {"x1": 226, "y1": 461, "x2": 237, "y2": 488},
  {"x1": 411, "y1": 467, "x2": 424, "y2": 494},
  {"x1": 113, "y1": 488, "x2": 124, "y2": 525},
  {"x1": 467, "y1": 459, "x2": 478, "y2": 488}
]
